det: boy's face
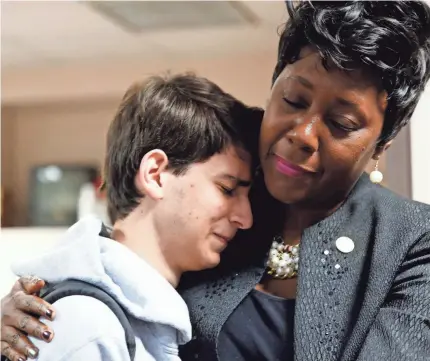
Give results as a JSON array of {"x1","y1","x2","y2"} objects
[{"x1": 153, "y1": 145, "x2": 253, "y2": 271}]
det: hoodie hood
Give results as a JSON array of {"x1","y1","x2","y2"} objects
[{"x1": 12, "y1": 216, "x2": 192, "y2": 344}]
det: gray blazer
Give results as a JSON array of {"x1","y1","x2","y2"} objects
[{"x1": 179, "y1": 174, "x2": 430, "y2": 361}]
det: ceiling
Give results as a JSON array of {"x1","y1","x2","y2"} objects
[{"x1": 1, "y1": 0, "x2": 287, "y2": 70}]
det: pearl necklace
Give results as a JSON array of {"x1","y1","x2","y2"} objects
[{"x1": 266, "y1": 236, "x2": 300, "y2": 279}]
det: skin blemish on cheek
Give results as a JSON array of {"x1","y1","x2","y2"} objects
[
  {"x1": 176, "y1": 188, "x2": 185, "y2": 199},
  {"x1": 353, "y1": 152, "x2": 362, "y2": 163},
  {"x1": 353, "y1": 144, "x2": 371, "y2": 163}
]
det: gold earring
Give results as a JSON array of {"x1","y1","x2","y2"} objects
[{"x1": 370, "y1": 160, "x2": 383, "y2": 184}]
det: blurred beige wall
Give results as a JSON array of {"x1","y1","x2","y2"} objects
[
  {"x1": 2, "y1": 53, "x2": 274, "y2": 106},
  {"x1": 2, "y1": 101, "x2": 118, "y2": 226}
]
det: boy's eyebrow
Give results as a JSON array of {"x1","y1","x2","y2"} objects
[{"x1": 218, "y1": 174, "x2": 252, "y2": 187}]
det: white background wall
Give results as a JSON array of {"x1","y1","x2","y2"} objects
[
  {"x1": 410, "y1": 83, "x2": 430, "y2": 204},
  {"x1": 0, "y1": 229, "x2": 65, "y2": 297}
]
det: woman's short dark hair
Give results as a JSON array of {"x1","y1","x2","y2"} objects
[
  {"x1": 273, "y1": 0, "x2": 430, "y2": 145},
  {"x1": 103, "y1": 73, "x2": 262, "y2": 222}
]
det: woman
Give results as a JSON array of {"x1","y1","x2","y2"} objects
[{"x1": 2, "y1": 1, "x2": 430, "y2": 361}]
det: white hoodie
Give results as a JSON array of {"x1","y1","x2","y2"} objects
[{"x1": 12, "y1": 216, "x2": 192, "y2": 361}]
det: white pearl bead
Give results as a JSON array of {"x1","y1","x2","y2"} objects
[
  {"x1": 269, "y1": 249, "x2": 278, "y2": 257},
  {"x1": 277, "y1": 244, "x2": 284, "y2": 252},
  {"x1": 271, "y1": 256, "x2": 279, "y2": 266},
  {"x1": 276, "y1": 267, "x2": 284, "y2": 275},
  {"x1": 272, "y1": 241, "x2": 278, "y2": 248},
  {"x1": 279, "y1": 260, "x2": 287, "y2": 267},
  {"x1": 370, "y1": 170, "x2": 383, "y2": 183}
]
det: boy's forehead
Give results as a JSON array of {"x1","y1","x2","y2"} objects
[
  {"x1": 209, "y1": 146, "x2": 251, "y2": 166},
  {"x1": 225, "y1": 144, "x2": 252, "y2": 162},
  {"x1": 199, "y1": 149, "x2": 252, "y2": 181}
]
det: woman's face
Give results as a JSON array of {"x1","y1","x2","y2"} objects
[{"x1": 260, "y1": 48, "x2": 388, "y2": 208}]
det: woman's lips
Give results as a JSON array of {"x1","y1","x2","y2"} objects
[{"x1": 274, "y1": 155, "x2": 315, "y2": 178}]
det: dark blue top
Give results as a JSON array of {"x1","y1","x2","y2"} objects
[{"x1": 217, "y1": 289, "x2": 295, "y2": 361}]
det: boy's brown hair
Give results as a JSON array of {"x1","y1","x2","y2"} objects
[{"x1": 102, "y1": 73, "x2": 262, "y2": 223}]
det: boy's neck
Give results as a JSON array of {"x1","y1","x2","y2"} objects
[{"x1": 111, "y1": 211, "x2": 182, "y2": 288}]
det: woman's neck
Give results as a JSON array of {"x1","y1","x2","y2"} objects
[
  {"x1": 281, "y1": 177, "x2": 359, "y2": 242},
  {"x1": 282, "y1": 199, "x2": 345, "y2": 245}
]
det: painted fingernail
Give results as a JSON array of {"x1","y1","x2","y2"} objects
[
  {"x1": 27, "y1": 347, "x2": 38, "y2": 359},
  {"x1": 42, "y1": 330, "x2": 52, "y2": 340},
  {"x1": 45, "y1": 309, "x2": 53, "y2": 318},
  {"x1": 18, "y1": 357, "x2": 26, "y2": 361}
]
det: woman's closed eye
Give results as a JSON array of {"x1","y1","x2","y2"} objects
[
  {"x1": 283, "y1": 97, "x2": 307, "y2": 110},
  {"x1": 328, "y1": 115, "x2": 360, "y2": 133}
]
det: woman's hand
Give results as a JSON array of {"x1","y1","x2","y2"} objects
[{"x1": 1, "y1": 276, "x2": 55, "y2": 360}]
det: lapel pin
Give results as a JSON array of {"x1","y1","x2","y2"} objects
[{"x1": 335, "y1": 236, "x2": 355, "y2": 253}]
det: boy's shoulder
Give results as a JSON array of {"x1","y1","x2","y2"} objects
[{"x1": 32, "y1": 295, "x2": 130, "y2": 361}]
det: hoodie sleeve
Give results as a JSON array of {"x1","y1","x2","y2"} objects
[
  {"x1": 57, "y1": 335, "x2": 131, "y2": 361},
  {"x1": 31, "y1": 295, "x2": 133, "y2": 361}
]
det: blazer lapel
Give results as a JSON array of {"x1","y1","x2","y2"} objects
[{"x1": 294, "y1": 180, "x2": 373, "y2": 361}]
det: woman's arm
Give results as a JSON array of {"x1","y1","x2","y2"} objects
[
  {"x1": 1, "y1": 276, "x2": 55, "y2": 360},
  {"x1": 356, "y1": 232, "x2": 430, "y2": 360}
]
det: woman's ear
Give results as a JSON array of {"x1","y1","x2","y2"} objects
[
  {"x1": 372, "y1": 140, "x2": 393, "y2": 161},
  {"x1": 135, "y1": 149, "x2": 169, "y2": 200}
]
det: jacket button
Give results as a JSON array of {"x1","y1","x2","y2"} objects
[{"x1": 335, "y1": 237, "x2": 355, "y2": 253}]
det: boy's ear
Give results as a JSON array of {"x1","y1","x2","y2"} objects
[{"x1": 135, "y1": 149, "x2": 169, "y2": 200}]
